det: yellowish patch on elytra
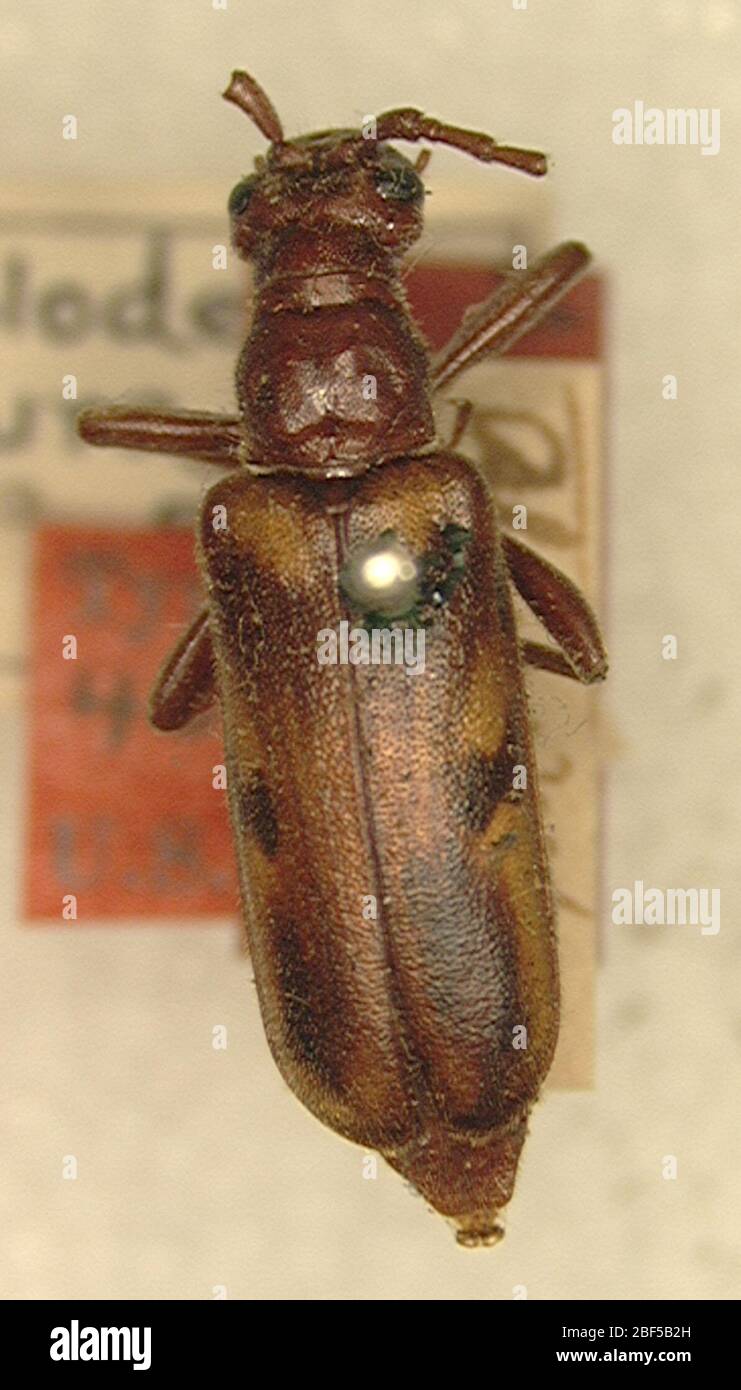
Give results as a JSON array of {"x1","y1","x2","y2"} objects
[
  {"x1": 463, "y1": 659, "x2": 508, "y2": 756},
  {"x1": 226, "y1": 498, "x2": 326, "y2": 588},
  {"x1": 479, "y1": 799, "x2": 520, "y2": 857}
]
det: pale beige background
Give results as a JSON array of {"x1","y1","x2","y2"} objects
[{"x1": 1, "y1": 0, "x2": 739, "y2": 1300}]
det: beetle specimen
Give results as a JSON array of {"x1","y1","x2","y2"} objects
[{"x1": 78, "y1": 70, "x2": 607, "y2": 1246}]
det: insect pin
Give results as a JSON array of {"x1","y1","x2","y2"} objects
[{"x1": 78, "y1": 69, "x2": 607, "y2": 1246}]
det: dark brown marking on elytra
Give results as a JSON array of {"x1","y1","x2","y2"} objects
[
  {"x1": 395, "y1": 848, "x2": 530, "y2": 1131},
  {"x1": 234, "y1": 768, "x2": 279, "y2": 857},
  {"x1": 398, "y1": 853, "x2": 521, "y2": 1032},
  {"x1": 210, "y1": 558, "x2": 301, "y2": 692},
  {"x1": 205, "y1": 545, "x2": 253, "y2": 665},
  {"x1": 462, "y1": 737, "x2": 525, "y2": 833},
  {"x1": 270, "y1": 914, "x2": 347, "y2": 1094}
]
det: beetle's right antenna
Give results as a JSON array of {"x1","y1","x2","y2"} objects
[
  {"x1": 374, "y1": 107, "x2": 547, "y2": 176},
  {"x1": 224, "y1": 70, "x2": 284, "y2": 144}
]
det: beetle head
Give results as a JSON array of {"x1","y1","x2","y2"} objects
[{"x1": 224, "y1": 70, "x2": 548, "y2": 262}]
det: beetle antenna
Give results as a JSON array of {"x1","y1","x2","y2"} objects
[
  {"x1": 224, "y1": 70, "x2": 285, "y2": 144},
  {"x1": 374, "y1": 108, "x2": 547, "y2": 176}
]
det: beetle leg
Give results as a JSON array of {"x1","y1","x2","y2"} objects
[
  {"x1": 520, "y1": 641, "x2": 585, "y2": 682},
  {"x1": 149, "y1": 607, "x2": 217, "y2": 730},
  {"x1": 446, "y1": 398, "x2": 473, "y2": 449},
  {"x1": 503, "y1": 533, "x2": 608, "y2": 684},
  {"x1": 432, "y1": 241, "x2": 591, "y2": 391},
  {"x1": 77, "y1": 406, "x2": 244, "y2": 468}
]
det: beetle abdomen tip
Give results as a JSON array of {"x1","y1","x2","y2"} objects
[
  {"x1": 384, "y1": 1109, "x2": 529, "y2": 1246},
  {"x1": 454, "y1": 1217, "x2": 506, "y2": 1249}
]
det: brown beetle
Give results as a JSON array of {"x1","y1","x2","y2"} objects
[{"x1": 78, "y1": 70, "x2": 607, "y2": 1246}]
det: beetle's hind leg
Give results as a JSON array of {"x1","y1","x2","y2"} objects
[
  {"x1": 77, "y1": 406, "x2": 244, "y2": 468},
  {"x1": 502, "y1": 533, "x2": 608, "y2": 684},
  {"x1": 149, "y1": 607, "x2": 217, "y2": 730}
]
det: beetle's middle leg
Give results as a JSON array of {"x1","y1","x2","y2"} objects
[
  {"x1": 502, "y1": 533, "x2": 607, "y2": 685},
  {"x1": 149, "y1": 607, "x2": 217, "y2": 729}
]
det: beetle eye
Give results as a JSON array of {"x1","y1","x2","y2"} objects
[
  {"x1": 374, "y1": 163, "x2": 424, "y2": 204},
  {"x1": 228, "y1": 176, "x2": 258, "y2": 217}
]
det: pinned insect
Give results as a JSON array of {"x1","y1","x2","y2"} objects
[{"x1": 78, "y1": 70, "x2": 607, "y2": 1245}]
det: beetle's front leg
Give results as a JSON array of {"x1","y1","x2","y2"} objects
[
  {"x1": 77, "y1": 406, "x2": 244, "y2": 468},
  {"x1": 444, "y1": 398, "x2": 473, "y2": 449},
  {"x1": 502, "y1": 533, "x2": 608, "y2": 684},
  {"x1": 149, "y1": 607, "x2": 216, "y2": 729},
  {"x1": 432, "y1": 241, "x2": 591, "y2": 391}
]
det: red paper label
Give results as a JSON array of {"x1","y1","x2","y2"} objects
[
  {"x1": 407, "y1": 265, "x2": 601, "y2": 358},
  {"x1": 24, "y1": 527, "x2": 236, "y2": 919}
]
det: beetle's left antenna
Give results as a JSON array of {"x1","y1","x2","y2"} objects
[{"x1": 223, "y1": 70, "x2": 284, "y2": 143}]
